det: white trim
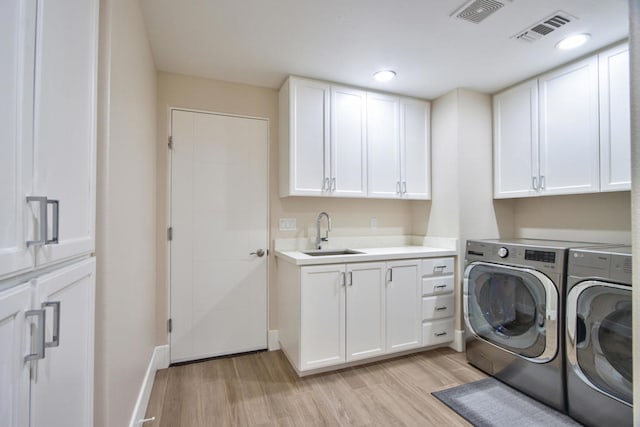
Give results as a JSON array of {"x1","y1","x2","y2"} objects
[
  {"x1": 449, "y1": 329, "x2": 465, "y2": 352},
  {"x1": 128, "y1": 345, "x2": 170, "y2": 427},
  {"x1": 268, "y1": 329, "x2": 280, "y2": 350}
]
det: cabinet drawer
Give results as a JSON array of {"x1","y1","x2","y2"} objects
[
  {"x1": 422, "y1": 294, "x2": 454, "y2": 320},
  {"x1": 421, "y1": 275, "x2": 454, "y2": 296},
  {"x1": 422, "y1": 318, "x2": 454, "y2": 347},
  {"x1": 422, "y1": 257, "x2": 454, "y2": 276}
]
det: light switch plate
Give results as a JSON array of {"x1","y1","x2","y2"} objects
[{"x1": 279, "y1": 218, "x2": 297, "y2": 231}]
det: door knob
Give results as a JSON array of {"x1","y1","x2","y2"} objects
[{"x1": 250, "y1": 249, "x2": 265, "y2": 257}]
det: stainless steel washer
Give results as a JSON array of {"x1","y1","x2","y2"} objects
[
  {"x1": 464, "y1": 239, "x2": 603, "y2": 413},
  {"x1": 566, "y1": 245, "x2": 632, "y2": 427}
]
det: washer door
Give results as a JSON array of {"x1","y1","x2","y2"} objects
[
  {"x1": 464, "y1": 262, "x2": 558, "y2": 363},
  {"x1": 567, "y1": 281, "x2": 632, "y2": 405}
]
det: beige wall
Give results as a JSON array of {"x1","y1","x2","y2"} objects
[
  {"x1": 95, "y1": 0, "x2": 157, "y2": 425},
  {"x1": 513, "y1": 192, "x2": 632, "y2": 244},
  {"x1": 155, "y1": 72, "x2": 416, "y2": 342}
]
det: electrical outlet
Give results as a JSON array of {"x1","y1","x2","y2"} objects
[
  {"x1": 370, "y1": 217, "x2": 377, "y2": 230},
  {"x1": 279, "y1": 218, "x2": 297, "y2": 231}
]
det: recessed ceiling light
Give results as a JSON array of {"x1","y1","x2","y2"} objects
[
  {"x1": 373, "y1": 70, "x2": 396, "y2": 82},
  {"x1": 556, "y1": 33, "x2": 591, "y2": 50}
]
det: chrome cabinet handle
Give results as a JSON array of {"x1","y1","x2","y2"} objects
[
  {"x1": 434, "y1": 331, "x2": 448, "y2": 337},
  {"x1": 387, "y1": 268, "x2": 393, "y2": 282},
  {"x1": 250, "y1": 249, "x2": 265, "y2": 257},
  {"x1": 25, "y1": 308, "x2": 46, "y2": 362},
  {"x1": 331, "y1": 177, "x2": 336, "y2": 192},
  {"x1": 540, "y1": 175, "x2": 545, "y2": 190},
  {"x1": 348, "y1": 271, "x2": 353, "y2": 286},
  {"x1": 435, "y1": 306, "x2": 448, "y2": 311},
  {"x1": 434, "y1": 265, "x2": 447, "y2": 271},
  {"x1": 532, "y1": 177, "x2": 538, "y2": 191},
  {"x1": 341, "y1": 272, "x2": 346, "y2": 287},
  {"x1": 26, "y1": 196, "x2": 59, "y2": 246},
  {"x1": 26, "y1": 196, "x2": 47, "y2": 247},
  {"x1": 402, "y1": 181, "x2": 407, "y2": 194},
  {"x1": 47, "y1": 199, "x2": 59, "y2": 244},
  {"x1": 323, "y1": 177, "x2": 330, "y2": 191},
  {"x1": 42, "y1": 301, "x2": 61, "y2": 348},
  {"x1": 434, "y1": 284, "x2": 447, "y2": 290},
  {"x1": 396, "y1": 182, "x2": 401, "y2": 194}
]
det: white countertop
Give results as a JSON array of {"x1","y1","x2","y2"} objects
[{"x1": 275, "y1": 246, "x2": 457, "y2": 266}]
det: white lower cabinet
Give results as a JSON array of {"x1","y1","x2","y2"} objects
[
  {"x1": 0, "y1": 258, "x2": 95, "y2": 427},
  {"x1": 385, "y1": 260, "x2": 421, "y2": 354},
  {"x1": 421, "y1": 257, "x2": 455, "y2": 347},
  {"x1": 300, "y1": 262, "x2": 385, "y2": 370},
  {"x1": 280, "y1": 255, "x2": 456, "y2": 374}
]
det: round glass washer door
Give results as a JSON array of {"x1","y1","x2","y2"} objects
[
  {"x1": 568, "y1": 283, "x2": 632, "y2": 405},
  {"x1": 464, "y1": 262, "x2": 558, "y2": 362}
]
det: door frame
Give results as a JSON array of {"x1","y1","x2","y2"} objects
[{"x1": 166, "y1": 107, "x2": 271, "y2": 359}]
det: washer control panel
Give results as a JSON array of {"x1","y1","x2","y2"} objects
[{"x1": 497, "y1": 247, "x2": 509, "y2": 258}]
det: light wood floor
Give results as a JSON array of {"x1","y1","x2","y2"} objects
[{"x1": 144, "y1": 348, "x2": 487, "y2": 427}]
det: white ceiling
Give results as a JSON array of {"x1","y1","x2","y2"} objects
[{"x1": 139, "y1": 0, "x2": 628, "y2": 99}]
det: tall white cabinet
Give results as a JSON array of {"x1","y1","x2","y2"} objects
[{"x1": 0, "y1": 0, "x2": 98, "y2": 425}]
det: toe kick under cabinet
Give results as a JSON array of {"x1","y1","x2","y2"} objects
[{"x1": 277, "y1": 254, "x2": 456, "y2": 375}]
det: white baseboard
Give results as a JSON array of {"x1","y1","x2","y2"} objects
[
  {"x1": 268, "y1": 329, "x2": 280, "y2": 351},
  {"x1": 449, "y1": 329, "x2": 465, "y2": 352},
  {"x1": 129, "y1": 345, "x2": 170, "y2": 427}
]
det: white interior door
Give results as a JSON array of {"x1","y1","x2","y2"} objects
[{"x1": 170, "y1": 109, "x2": 268, "y2": 363}]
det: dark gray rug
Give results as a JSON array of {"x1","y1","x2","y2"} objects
[{"x1": 432, "y1": 378, "x2": 582, "y2": 427}]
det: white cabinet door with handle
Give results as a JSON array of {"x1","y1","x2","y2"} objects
[
  {"x1": 0, "y1": 0, "x2": 37, "y2": 279},
  {"x1": 32, "y1": 0, "x2": 99, "y2": 267},
  {"x1": 0, "y1": 283, "x2": 32, "y2": 427},
  {"x1": 30, "y1": 258, "x2": 95, "y2": 427},
  {"x1": 385, "y1": 259, "x2": 421, "y2": 353}
]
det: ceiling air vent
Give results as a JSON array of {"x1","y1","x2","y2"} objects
[
  {"x1": 452, "y1": 0, "x2": 505, "y2": 24},
  {"x1": 513, "y1": 11, "x2": 576, "y2": 42}
]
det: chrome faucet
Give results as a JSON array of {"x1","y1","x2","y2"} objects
[{"x1": 315, "y1": 212, "x2": 332, "y2": 249}]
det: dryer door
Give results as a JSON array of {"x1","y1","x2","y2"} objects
[
  {"x1": 464, "y1": 262, "x2": 559, "y2": 363},
  {"x1": 567, "y1": 281, "x2": 632, "y2": 405}
]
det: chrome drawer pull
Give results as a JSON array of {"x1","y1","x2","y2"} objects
[
  {"x1": 435, "y1": 306, "x2": 448, "y2": 311},
  {"x1": 434, "y1": 331, "x2": 448, "y2": 337},
  {"x1": 434, "y1": 284, "x2": 447, "y2": 289}
]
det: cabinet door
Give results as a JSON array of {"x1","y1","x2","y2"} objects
[
  {"x1": 331, "y1": 86, "x2": 367, "y2": 197},
  {"x1": 32, "y1": 0, "x2": 99, "y2": 266},
  {"x1": 288, "y1": 78, "x2": 331, "y2": 196},
  {"x1": 31, "y1": 258, "x2": 95, "y2": 427},
  {"x1": 400, "y1": 98, "x2": 431, "y2": 199},
  {"x1": 367, "y1": 92, "x2": 401, "y2": 198},
  {"x1": 0, "y1": 283, "x2": 31, "y2": 427},
  {"x1": 493, "y1": 79, "x2": 539, "y2": 198},
  {"x1": 0, "y1": 0, "x2": 36, "y2": 279},
  {"x1": 300, "y1": 264, "x2": 345, "y2": 370},
  {"x1": 386, "y1": 260, "x2": 421, "y2": 353},
  {"x1": 539, "y1": 56, "x2": 600, "y2": 195},
  {"x1": 346, "y1": 262, "x2": 385, "y2": 361},
  {"x1": 599, "y1": 43, "x2": 631, "y2": 192}
]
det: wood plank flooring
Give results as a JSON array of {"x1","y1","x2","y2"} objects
[{"x1": 144, "y1": 348, "x2": 487, "y2": 427}]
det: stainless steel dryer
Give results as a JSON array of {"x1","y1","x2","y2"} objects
[
  {"x1": 464, "y1": 239, "x2": 602, "y2": 413},
  {"x1": 566, "y1": 245, "x2": 632, "y2": 427}
]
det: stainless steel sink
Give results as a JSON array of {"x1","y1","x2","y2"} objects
[{"x1": 302, "y1": 249, "x2": 364, "y2": 256}]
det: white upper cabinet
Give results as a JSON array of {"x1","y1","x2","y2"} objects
[
  {"x1": 539, "y1": 56, "x2": 600, "y2": 195},
  {"x1": 279, "y1": 77, "x2": 366, "y2": 197},
  {"x1": 0, "y1": 0, "x2": 98, "y2": 279},
  {"x1": 279, "y1": 77, "x2": 330, "y2": 196},
  {"x1": 367, "y1": 92, "x2": 401, "y2": 198},
  {"x1": 599, "y1": 43, "x2": 631, "y2": 192},
  {"x1": 0, "y1": 0, "x2": 36, "y2": 279},
  {"x1": 494, "y1": 45, "x2": 627, "y2": 199},
  {"x1": 280, "y1": 76, "x2": 430, "y2": 199},
  {"x1": 331, "y1": 86, "x2": 367, "y2": 197},
  {"x1": 367, "y1": 94, "x2": 431, "y2": 200},
  {"x1": 401, "y1": 98, "x2": 431, "y2": 199},
  {"x1": 493, "y1": 79, "x2": 539, "y2": 198}
]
